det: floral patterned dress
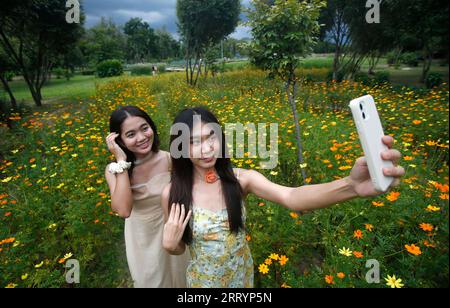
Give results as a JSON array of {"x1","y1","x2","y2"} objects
[{"x1": 187, "y1": 169, "x2": 254, "y2": 288}]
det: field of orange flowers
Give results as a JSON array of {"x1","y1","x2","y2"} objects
[{"x1": 0, "y1": 69, "x2": 448, "y2": 287}]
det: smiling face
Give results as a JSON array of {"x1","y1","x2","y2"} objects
[
  {"x1": 120, "y1": 116, "x2": 154, "y2": 157},
  {"x1": 189, "y1": 122, "x2": 221, "y2": 170}
]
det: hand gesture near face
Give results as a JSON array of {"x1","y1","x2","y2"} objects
[{"x1": 106, "y1": 132, "x2": 127, "y2": 161}]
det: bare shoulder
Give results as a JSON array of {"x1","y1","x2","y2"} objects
[
  {"x1": 233, "y1": 168, "x2": 254, "y2": 192},
  {"x1": 157, "y1": 150, "x2": 171, "y2": 169}
]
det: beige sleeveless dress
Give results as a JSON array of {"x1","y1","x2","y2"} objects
[{"x1": 125, "y1": 153, "x2": 190, "y2": 288}]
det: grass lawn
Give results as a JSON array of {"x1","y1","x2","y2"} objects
[
  {"x1": 5, "y1": 74, "x2": 125, "y2": 105},
  {"x1": 4, "y1": 55, "x2": 444, "y2": 109}
]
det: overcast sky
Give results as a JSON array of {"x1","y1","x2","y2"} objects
[{"x1": 83, "y1": 0, "x2": 252, "y2": 40}]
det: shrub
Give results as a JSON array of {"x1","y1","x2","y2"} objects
[
  {"x1": 81, "y1": 69, "x2": 96, "y2": 76},
  {"x1": 53, "y1": 67, "x2": 65, "y2": 79},
  {"x1": 130, "y1": 65, "x2": 152, "y2": 76},
  {"x1": 157, "y1": 64, "x2": 166, "y2": 73},
  {"x1": 400, "y1": 52, "x2": 419, "y2": 67},
  {"x1": 386, "y1": 51, "x2": 397, "y2": 66},
  {"x1": 374, "y1": 71, "x2": 390, "y2": 84},
  {"x1": 425, "y1": 72, "x2": 443, "y2": 89},
  {"x1": 354, "y1": 71, "x2": 372, "y2": 86},
  {"x1": 1, "y1": 71, "x2": 15, "y2": 82},
  {"x1": 53, "y1": 68, "x2": 73, "y2": 80},
  {"x1": 326, "y1": 69, "x2": 346, "y2": 82},
  {"x1": 96, "y1": 60, "x2": 123, "y2": 78}
]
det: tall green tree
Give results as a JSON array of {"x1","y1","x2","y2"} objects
[
  {"x1": 0, "y1": 0, "x2": 84, "y2": 106},
  {"x1": 248, "y1": 0, "x2": 326, "y2": 183},
  {"x1": 124, "y1": 18, "x2": 158, "y2": 63},
  {"x1": 79, "y1": 17, "x2": 126, "y2": 67},
  {"x1": 318, "y1": 0, "x2": 350, "y2": 80},
  {"x1": 322, "y1": 0, "x2": 449, "y2": 81},
  {"x1": 341, "y1": 0, "x2": 397, "y2": 77},
  {"x1": 389, "y1": 0, "x2": 449, "y2": 81},
  {"x1": 155, "y1": 28, "x2": 181, "y2": 61},
  {"x1": 176, "y1": 0, "x2": 240, "y2": 86}
]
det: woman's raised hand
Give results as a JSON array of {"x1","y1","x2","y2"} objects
[
  {"x1": 106, "y1": 132, "x2": 127, "y2": 161},
  {"x1": 347, "y1": 135, "x2": 405, "y2": 197},
  {"x1": 163, "y1": 203, "x2": 192, "y2": 252}
]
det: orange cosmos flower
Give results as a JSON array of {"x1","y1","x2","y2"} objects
[
  {"x1": 290, "y1": 212, "x2": 299, "y2": 219},
  {"x1": 432, "y1": 182, "x2": 449, "y2": 193},
  {"x1": 386, "y1": 191, "x2": 400, "y2": 202},
  {"x1": 419, "y1": 223, "x2": 433, "y2": 232},
  {"x1": 423, "y1": 240, "x2": 435, "y2": 248},
  {"x1": 337, "y1": 272, "x2": 345, "y2": 279},
  {"x1": 372, "y1": 201, "x2": 385, "y2": 207},
  {"x1": 353, "y1": 251, "x2": 364, "y2": 258},
  {"x1": 279, "y1": 255, "x2": 289, "y2": 266},
  {"x1": 353, "y1": 229, "x2": 363, "y2": 239},
  {"x1": 365, "y1": 224, "x2": 374, "y2": 232},
  {"x1": 325, "y1": 275, "x2": 334, "y2": 284},
  {"x1": 405, "y1": 244, "x2": 422, "y2": 256}
]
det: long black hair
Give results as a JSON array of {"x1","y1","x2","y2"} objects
[
  {"x1": 109, "y1": 106, "x2": 160, "y2": 175},
  {"x1": 169, "y1": 107, "x2": 243, "y2": 245}
]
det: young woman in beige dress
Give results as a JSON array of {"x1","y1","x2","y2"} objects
[{"x1": 105, "y1": 106, "x2": 189, "y2": 288}]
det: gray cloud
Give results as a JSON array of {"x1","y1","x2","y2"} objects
[{"x1": 82, "y1": 0, "x2": 251, "y2": 39}]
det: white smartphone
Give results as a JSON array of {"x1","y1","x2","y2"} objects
[{"x1": 349, "y1": 95, "x2": 394, "y2": 192}]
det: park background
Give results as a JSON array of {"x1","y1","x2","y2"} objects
[{"x1": 0, "y1": 0, "x2": 448, "y2": 288}]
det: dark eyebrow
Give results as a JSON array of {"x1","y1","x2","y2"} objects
[{"x1": 190, "y1": 130, "x2": 215, "y2": 141}]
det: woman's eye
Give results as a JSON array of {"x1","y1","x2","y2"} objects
[
  {"x1": 127, "y1": 134, "x2": 134, "y2": 138},
  {"x1": 142, "y1": 126, "x2": 149, "y2": 132}
]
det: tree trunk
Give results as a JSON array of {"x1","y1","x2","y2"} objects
[
  {"x1": 185, "y1": 58, "x2": 190, "y2": 85},
  {"x1": 0, "y1": 75, "x2": 18, "y2": 110},
  {"x1": 185, "y1": 44, "x2": 190, "y2": 85},
  {"x1": 333, "y1": 45, "x2": 340, "y2": 80},
  {"x1": 0, "y1": 30, "x2": 43, "y2": 106},
  {"x1": 285, "y1": 76, "x2": 307, "y2": 184},
  {"x1": 368, "y1": 53, "x2": 380, "y2": 75},
  {"x1": 393, "y1": 47, "x2": 403, "y2": 67},
  {"x1": 22, "y1": 74, "x2": 42, "y2": 107},
  {"x1": 421, "y1": 48, "x2": 432, "y2": 83},
  {"x1": 193, "y1": 57, "x2": 202, "y2": 87}
]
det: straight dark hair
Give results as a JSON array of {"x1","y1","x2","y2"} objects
[
  {"x1": 169, "y1": 107, "x2": 244, "y2": 245},
  {"x1": 109, "y1": 106, "x2": 160, "y2": 175}
]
